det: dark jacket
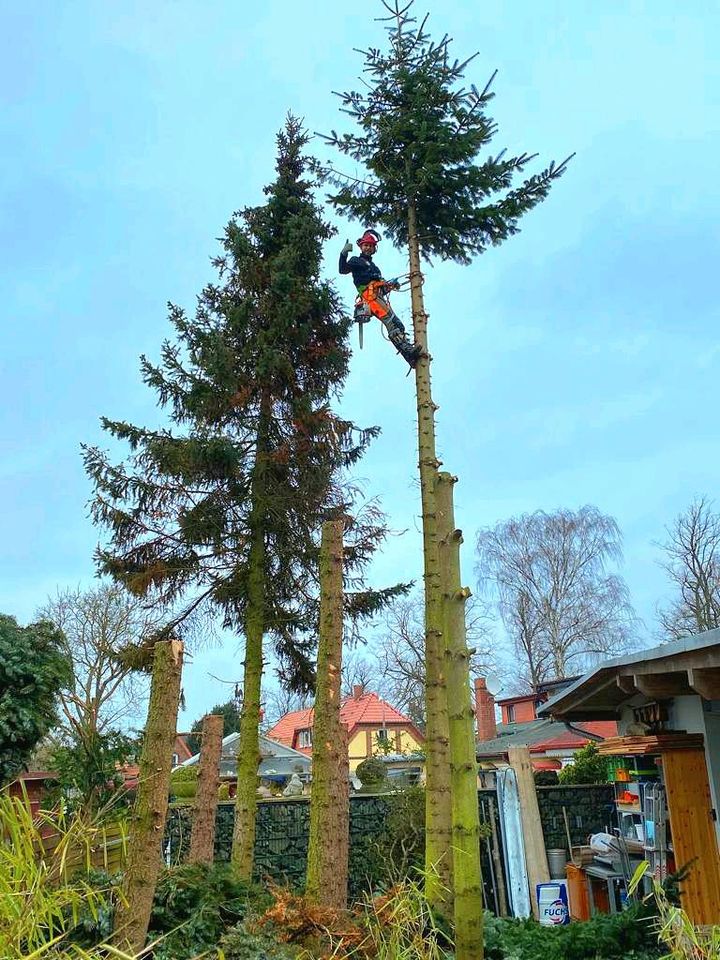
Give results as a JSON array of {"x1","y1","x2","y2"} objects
[{"x1": 339, "y1": 251, "x2": 383, "y2": 289}]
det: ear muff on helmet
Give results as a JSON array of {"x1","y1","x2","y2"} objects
[{"x1": 357, "y1": 229, "x2": 381, "y2": 247}]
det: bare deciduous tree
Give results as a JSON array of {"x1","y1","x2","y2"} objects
[
  {"x1": 38, "y1": 584, "x2": 161, "y2": 743},
  {"x1": 376, "y1": 592, "x2": 496, "y2": 727},
  {"x1": 658, "y1": 497, "x2": 720, "y2": 640},
  {"x1": 475, "y1": 506, "x2": 635, "y2": 687},
  {"x1": 262, "y1": 686, "x2": 310, "y2": 731}
]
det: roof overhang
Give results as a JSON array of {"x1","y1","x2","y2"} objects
[{"x1": 540, "y1": 628, "x2": 720, "y2": 721}]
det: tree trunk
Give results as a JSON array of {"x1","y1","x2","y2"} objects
[
  {"x1": 407, "y1": 203, "x2": 452, "y2": 911},
  {"x1": 306, "y1": 519, "x2": 349, "y2": 909},
  {"x1": 113, "y1": 640, "x2": 183, "y2": 954},
  {"x1": 231, "y1": 400, "x2": 270, "y2": 879},
  {"x1": 188, "y1": 712, "x2": 223, "y2": 865},
  {"x1": 437, "y1": 473, "x2": 483, "y2": 960}
]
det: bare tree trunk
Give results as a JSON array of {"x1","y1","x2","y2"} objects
[
  {"x1": 306, "y1": 519, "x2": 349, "y2": 908},
  {"x1": 407, "y1": 203, "x2": 452, "y2": 912},
  {"x1": 230, "y1": 531, "x2": 265, "y2": 879},
  {"x1": 231, "y1": 400, "x2": 269, "y2": 879},
  {"x1": 113, "y1": 640, "x2": 183, "y2": 954},
  {"x1": 188, "y1": 713, "x2": 223, "y2": 865},
  {"x1": 437, "y1": 473, "x2": 483, "y2": 960}
]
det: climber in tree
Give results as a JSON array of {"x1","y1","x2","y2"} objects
[{"x1": 339, "y1": 229, "x2": 422, "y2": 369}]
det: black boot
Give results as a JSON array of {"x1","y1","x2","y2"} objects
[
  {"x1": 385, "y1": 317, "x2": 422, "y2": 369},
  {"x1": 389, "y1": 329, "x2": 422, "y2": 368}
]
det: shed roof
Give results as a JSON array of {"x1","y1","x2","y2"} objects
[{"x1": 540, "y1": 628, "x2": 720, "y2": 721}]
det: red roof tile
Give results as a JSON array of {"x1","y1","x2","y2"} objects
[
  {"x1": 266, "y1": 691, "x2": 424, "y2": 749},
  {"x1": 529, "y1": 720, "x2": 617, "y2": 754}
]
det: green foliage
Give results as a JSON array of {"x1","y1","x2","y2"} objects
[
  {"x1": 558, "y1": 742, "x2": 608, "y2": 785},
  {"x1": 370, "y1": 786, "x2": 426, "y2": 885},
  {"x1": 187, "y1": 699, "x2": 241, "y2": 754},
  {"x1": 147, "y1": 862, "x2": 270, "y2": 960},
  {"x1": 534, "y1": 770, "x2": 559, "y2": 786},
  {"x1": 83, "y1": 117, "x2": 402, "y2": 695},
  {"x1": 629, "y1": 862, "x2": 715, "y2": 960},
  {"x1": 0, "y1": 614, "x2": 71, "y2": 785},
  {"x1": 50, "y1": 729, "x2": 138, "y2": 811},
  {"x1": 0, "y1": 792, "x2": 133, "y2": 959},
  {"x1": 483, "y1": 904, "x2": 660, "y2": 960},
  {"x1": 170, "y1": 764, "x2": 198, "y2": 798},
  {"x1": 357, "y1": 876, "x2": 453, "y2": 960},
  {"x1": 216, "y1": 923, "x2": 299, "y2": 960},
  {"x1": 356, "y1": 756, "x2": 388, "y2": 787},
  {"x1": 325, "y1": 0, "x2": 569, "y2": 263}
]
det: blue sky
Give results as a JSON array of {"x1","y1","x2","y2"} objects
[{"x1": 2, "y1": 1, "x2": 718, "y2": 725}]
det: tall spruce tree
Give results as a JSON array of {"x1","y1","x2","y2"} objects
[
  {"x1": 84, "y1": 117, "x2": 394, "y2": 879},
  {"x1": 325, "y1": 3, "x2": 570, "y2": 953}
]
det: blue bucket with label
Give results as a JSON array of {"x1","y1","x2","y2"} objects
[{"x1": 537, "y1": 881, "x2": 570, "y2": 925}]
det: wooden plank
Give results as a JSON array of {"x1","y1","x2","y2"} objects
[
  {"x1": 598, "y1": 734, "x2": 704, "y2": 756},
  {"x1": 508, "y1": 746, "x2": 549, "y2": 917},
  {"x1": 663, "y1": 748, "x2": 720, "y2": 925}
]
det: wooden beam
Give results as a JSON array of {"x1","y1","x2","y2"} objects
[
  {"x1": 617, "y1": 675, "x2": 637, "y2": 694},
  {"x1": 630, "y1": 650, "x2": 720, "y2": 677},
  {"x1": 688, "y1": 667, "x2": 720, "y2": 701},
  {"x1": 508, "y1": 746, "x2": 550, "y2": 918},
  {"x1": 633, "y1": 672, "x2": 693, "y2": 699}
]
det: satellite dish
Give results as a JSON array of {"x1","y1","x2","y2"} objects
[{"x1": 484, "y1": 672, "x2": 503, "y2": 697}]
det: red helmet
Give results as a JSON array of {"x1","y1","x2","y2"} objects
[{"x1": 357, "y1": 229, "x2": 381, "y2": 248}]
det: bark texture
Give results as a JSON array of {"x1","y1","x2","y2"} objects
[
  {"x1": 113, "y1": 639, "x2": 183, "y2": 954},
  {"x1": 231, "y1": 402, "x2": 269, "y2": 878},
  {"x1": 306, "y1": 519, "x2": 349, "y2": 908},
  {"x1": 437, "y1": 473, "x2": 483, "y2": 960},
  {"x1": 408, "y1": 204, "x2": 452, "y2": 910},
  {"x1": 188, "y1": 712, "x2": 223, "y2": 865}
]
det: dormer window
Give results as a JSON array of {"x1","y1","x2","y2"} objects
[{"x1": 297, "y1": 728, "x2": 313, "y2": 748}]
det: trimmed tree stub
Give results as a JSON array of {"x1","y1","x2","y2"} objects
[
  {"x1": 408, "y1": 206, "x2": 452, "y2": 911},
  {"x1": 306, "y1": 519, "x2": 349, "y2": 909},
  {"x1": 437, "y1": 472, "x2": 484, "y2": 960},
  {"x1": 113, "y1": 639, "x2": 184, "y2": 954},
  {"x1": 188, "y1": 713, "x2": 223, "y2": 865}
]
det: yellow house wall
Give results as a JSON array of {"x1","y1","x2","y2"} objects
[{"x1": 346, "y1": 726, "x2": 424, "y2": 772}]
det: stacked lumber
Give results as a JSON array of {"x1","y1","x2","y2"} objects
[{"x1": 597, "y1": 734, "x2": 704, "y2": 756}]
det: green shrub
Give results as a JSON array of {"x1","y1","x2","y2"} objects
[
  {"x1": 219, "y1": 781, "x2": 231, "y2": 800},
  {"x1": 558, "y1": 743, "x2": 608, "y2": 785},
  {"x1": 148, "y1": 862, "x2": 271, "y2": 960},
  {"x1": 170, "y1": 764, "x2": 198, "y2": 799},
  {"x1": 483, "y1": 904, "x2": 660, "y2": 960},
  {"x1": 216, "y1": 922, "x2": 299, "y2": 960},
  {"x1": 355, "y1": 757, "x2": 387, "y2": 788}
]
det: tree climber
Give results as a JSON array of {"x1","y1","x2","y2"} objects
[{"x1": 339, "y1": 229, "x2": 422, "y2": 369}]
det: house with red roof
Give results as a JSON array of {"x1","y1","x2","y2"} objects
[
  {"x1": 266, "y1": 685, "x2": 424, "y2": 773},
  {"x1": 474, "y1": 677, "x2": 617, "y2": 773}
]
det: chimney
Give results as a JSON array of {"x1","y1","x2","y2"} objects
[
  {"x1": 474, "y1": 677, "x2": 497, "y2": 741},
  {"x1": 352, "y1": 684, "x2": 364, "y2": 700}
]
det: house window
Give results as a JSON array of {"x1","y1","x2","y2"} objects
[
  {"x1": 297, "y1": 729, "x2": 313, "y2": 748},
  {"x1": 171, "y1": 753, "x2": 180, "y2": 766},
  {"x1": 377, "y1": 729, "x2": 389, "y2": 743},
  {"x1": 506, "y1": 704, "x2": 515, "y2": 723}
]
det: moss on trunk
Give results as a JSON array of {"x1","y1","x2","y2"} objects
[
  {"x1": 437, "y1": 473, "x2": 483, "y2": 960},
  {"x1": 231, "y1": 400, "x2": 269, "y2": 879},
  {"x1": 113, "y1": 640, "x2": 183, "y2": 954},
  {"x1": 188, "y1": 713, "x2": 223, "y2": 865},
  {"x1": 407, "y1": 204, "x2": 452, "y2": 912},
  {"x1": 306, "y1": 519, "x2": 349, "y2": 909}
]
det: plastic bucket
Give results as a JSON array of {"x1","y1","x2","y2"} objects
[
  {"x1": 547, "y1": 848, "x2": 568, "y2": 879},
  {"x1": 537, "y1": 881, "x2": 570, "y2": 925}
]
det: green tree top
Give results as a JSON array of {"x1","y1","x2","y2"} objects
[
  {"x1": 325, "y1": 0, "x2": 571, "y2": 261},
  {"x1": 84, "y1": 117, "x2": 403, "y2": 691},
  {"x1": 0, "y1": 615, "x2": 71, "y2": 785}
]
